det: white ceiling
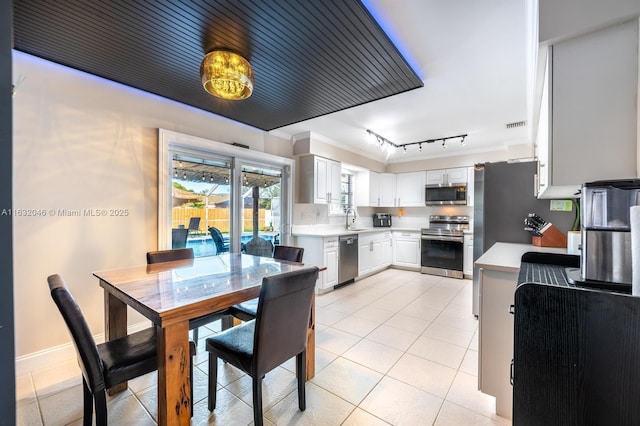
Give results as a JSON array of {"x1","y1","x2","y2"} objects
[{"x1": 272, "y1": 0, "x2": 533, "y2": 164}]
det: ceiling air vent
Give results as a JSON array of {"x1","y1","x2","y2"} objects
[{"x1": 506, "y1": 121, "x2": 526, "y2": 129}]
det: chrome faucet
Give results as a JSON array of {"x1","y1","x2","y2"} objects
[{"x1": 345, "y1": 207, "x2": 357, "y2": 230}]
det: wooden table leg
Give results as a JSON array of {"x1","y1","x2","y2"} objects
[
  {"x1": 157, "y1": 321, "x2": 191, "y2": 426},
  {"x1": 103, "y1": 287, "x2": 128, "y2": 395},
  {"x1": 305, "y1": 294, "x2": 315, "y2": 380}
]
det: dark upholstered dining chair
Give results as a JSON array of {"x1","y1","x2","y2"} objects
[
  {"x1": 146, "y1": 247, "x2": 195, "y2": 264},
  {"x1": 228, "y1": 245, "x2": 306, "y2": 323},
  {"x1": 206, "y1": 267, "x2": 319, "y2": 426},
  {"x1": 273, "y1": 245, "x2": 304, "y2": 263},
  {"x1": 208, "y1": 227, "x2": 229, "y2": 254},
  {"x1": 146, "y1": 248, "x2": 232, "y2": 344},
  {"x1": 47, "y1": 274, "x2": 195, "y2": 425}
]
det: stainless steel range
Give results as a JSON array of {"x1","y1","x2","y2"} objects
[{"x1": 421, "y1": 215, "x2": 469, "y2": 278}]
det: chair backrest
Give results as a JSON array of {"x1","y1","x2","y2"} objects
[
  {"x1": 252, "y1": 267, "x2": 319, "y2": 375},
  {"x1": 172, "y1": 228, "x2": 189, "y2": 249},
  {"x1": 208, "y1": 227, "x2": 228, "y2": 254},
  {"x1": 47, "y1": 274, "x2": 106, "y2": 392},
  {"x1": 187, "y1": 217, "x2": 201, "y2": 232},
  {"x1": 244, "y1": 237, "x2": 274, "y2": 258},
  {"x1": 146, "y1": 248, "x2": 194, "y2": 264},
  {"x1": 273, "y1": 245, "x2": 304, "y2": 263}
]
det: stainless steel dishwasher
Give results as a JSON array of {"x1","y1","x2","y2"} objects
[{"x1": 338, "y1": 234, "x2": 358, "y2": 285}]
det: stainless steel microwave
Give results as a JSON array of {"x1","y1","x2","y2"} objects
[{"x1": 425, "y1": 183, "x2": 467, "y2": 205}]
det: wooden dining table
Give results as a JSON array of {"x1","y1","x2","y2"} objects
[{"x1": 94, "y1": 253, "x2": 318, "y2": 426}]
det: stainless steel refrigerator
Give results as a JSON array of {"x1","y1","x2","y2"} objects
[{"x1": 472, "y1": 161, "x2": 574, "y2": 315}]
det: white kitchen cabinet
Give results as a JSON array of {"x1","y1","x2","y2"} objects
[
  {"x1": 293, "y1": 235, "x2": 339, "y2": 293},
  {"x1": 358, "y1": 231, "x2": 392, "y2": 276},
  {"x1": 357, "y1": 171, "x2": 396, "y2": 207},
  {"x1": 395, "y1": 171, "x2": 425, "y2": 206},
  {"x1": 463, "y1": 233, "x2": 473, "y2": 277},
  {"x1": 380, "y1": 232, "x2": 393, "y2": 268},
  {"x1": 466, "y1": 167, "x2": 475, "y2": 207},
  {"x1": 392, "y1": 231, "x2": 420, "y2": 269},
  {"x1": 323, "y1": 238, "x2": 339, "y2": 289},
  {"x1": 296, "y1": 155, "x2": 341, "y2": 204},
  {"x1": 535, "y1": 21, "x2": 638, "y2": 199},
  {"x1": 379, "y1": 173, "x2": 396, "y2": 206},
  {"x1": 358, "y1": 234, "x2": 375, "y2": 276},
  {"x1": 427, "y1": 167, "x2": 468, "y2": 185}
]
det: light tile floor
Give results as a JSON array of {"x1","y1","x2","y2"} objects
[{"x1": 17, "y1": 268, "x2": 512, "y2": 425}]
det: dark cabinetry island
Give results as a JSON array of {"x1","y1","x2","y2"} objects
[{"x1": 513, "y1": 253, "x2": 640, "y2": 425}]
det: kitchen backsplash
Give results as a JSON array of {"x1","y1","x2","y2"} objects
[{"x1": 292, "y1": 204, "x2": 474, "y2": 230}]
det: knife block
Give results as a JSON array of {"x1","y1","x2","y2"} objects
[{"x1": 532, "y1": 224, "x2": 568, "y2": 248}]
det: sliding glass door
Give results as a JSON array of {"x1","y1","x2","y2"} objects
[
  {"x1": 170, "y1": 153, "x2": 232, "y2": 256},
  {"x1": 158, "y1": 129, "x2": 293, "y2": 258},
  {"x1": 239, "y1": 164, "x2": 282, "y2": 256}
]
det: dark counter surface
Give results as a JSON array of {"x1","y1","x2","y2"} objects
[{"x1": 517, "y1": 251, "x2": 631, "y2": 294}]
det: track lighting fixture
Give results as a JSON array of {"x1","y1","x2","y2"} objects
[{"x1": 366, "y1": 130, "x2": 468, "y2": 154}]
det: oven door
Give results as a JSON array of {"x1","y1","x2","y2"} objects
[{"x1": 421, "y1": 234, "x2": 464, "y2": 278}]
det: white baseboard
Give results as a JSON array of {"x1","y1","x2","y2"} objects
[{"x1": 15, "y1": 322, "x2": 150, "y2": 377}]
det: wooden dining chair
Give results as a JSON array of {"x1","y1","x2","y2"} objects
[
  {"x1": 206, "y1": 267, "x2": 319, "y2": 426},
  {"x1": 227, "y1": 245, "x2": 305, "y2": 324},
  {"x1": 48, "y1": 274, "x2": 195, "y2": 425},
  {"x1": 146, "y1": 248, "x2": 233, "y2": 343}
]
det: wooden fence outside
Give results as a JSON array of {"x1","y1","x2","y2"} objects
[{"x1": 172, "y1": 207, "x2": 266, "y2": 233}]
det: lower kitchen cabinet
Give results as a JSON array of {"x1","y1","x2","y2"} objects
[
  {"x1": 392, "y1": 231, "x2": 420, "y2": 269},
  {"x1": 294, "y1": 235, "x2": 339, "y2": 293},
  {"x1": 358, "y1": 231, "x2": 392, "y2": 277}
]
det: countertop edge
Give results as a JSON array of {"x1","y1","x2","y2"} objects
[
  {"x1": 292, "y1": 227, "x2": 421, "y2": 237},
  {"x1": 475, "y1": 242, "x2": 567, "y2": 272}
]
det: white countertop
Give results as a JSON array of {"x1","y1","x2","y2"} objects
[
  {"x1": 475, "y1": 242, "x2": 567, "y2": 273},
  {"x1": 292, "y1": 226, "x2": 420, "y2": 237}
]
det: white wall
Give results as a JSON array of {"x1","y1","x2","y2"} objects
[
  {"x1": 539, "y1": 0, "x2": 640, "y2": 43},
  {"x1": 12, "y1": 52, "x2": 292, "y2": 365}
]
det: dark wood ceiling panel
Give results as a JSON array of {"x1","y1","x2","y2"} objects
[{"x1": 12, "y1": 0, "x2": 423, "y2": 131}]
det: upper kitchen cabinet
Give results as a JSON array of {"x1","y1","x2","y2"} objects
[
  {"x1": 396, "y1": 171, "x2": 425, "y2": 206},
  {"x1": 535, "y1": 20, "x2": 638, "y2": 198},
  {"x1": 427, "y1": 167, "x2": 468, "y2": 185},
  {"x1": 296, "y1": 155, "x2": 341, "y2": 204},
  {"x1": 356, "y1": 171, "x2": 396, "y2": 207}
]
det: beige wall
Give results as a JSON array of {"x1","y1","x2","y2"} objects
[
  {"x1": 12, "y1": 52, "x2": 291, "y2": 359},
  {"x1": 293, "y1": 133, "x2": 387, "y2": 172},
  {"x1": 383, "y1": 143, "x2": 532, "y2": 173}
]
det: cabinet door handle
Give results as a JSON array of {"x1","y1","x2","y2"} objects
[
  {"x1": 510, "y1": 359, "x2": 514, "y2": 385},
  {"x1": 369, "y1": 241, "x2": 373, "y2": 251}
]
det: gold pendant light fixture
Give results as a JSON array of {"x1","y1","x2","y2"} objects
[{"x1": 200, "y1": 49, "x2": 254, "y2": 100}]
